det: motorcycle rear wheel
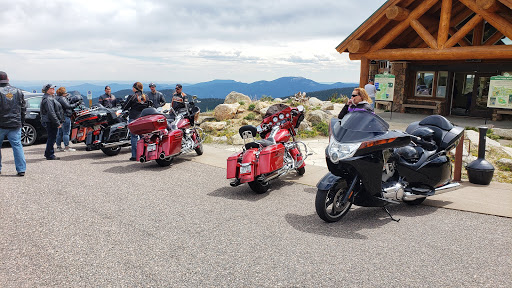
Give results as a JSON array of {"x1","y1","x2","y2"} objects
[
  {"x1": 315, "y1": 187, "x2": 353, "y2": 223},
  {"x1": 156, "y1": 156, "x2": 174, "y2": 167},
  {"x1": 248, "y1": 178, "x2": 269, "y2": 194},
  {"x1": 101, "y1": 146, "x2": 121, "y2": 156}
]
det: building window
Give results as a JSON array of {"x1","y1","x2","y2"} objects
[
  {"x1": 436, "y1": 71, "x2": 448, "y2": 98},
  {"x1": 415, "y1": 72, "x2": 434, "y2": 97}
]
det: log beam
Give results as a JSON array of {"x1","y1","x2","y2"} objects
[
  {"x1": 483, "y1": 31, "x2": 504, "y2": 45},
  {"x1": 438, "y1": 0, "x2": 452, "y2": 47},
  {"x1": 459, "y1": 0, "x2": 512, "y2": 40},
  {"x1": 498, "y1": 0, "x2": 512, "y2": 10},
  {"x1": 477, "y1": 0, "x2": 501, "y2": 11},
  {"x1": 444, "y1": 14, "x2": 483, "y2": 48},
  {"x1": 472, "y1": 19, "x2": 485, "y2": 46},
  {"x1": 386, "y1": 5, "x2": 410, "y2": 21},
  {"x1": 410, "y1": 19, "x2": 438, "y2": 49},
  {"x1": 449, "y1": 27, "x2": 472, "y2": 46},
  {"x1": 348, "y1": 40, "x2": 374, "y2": 53},
  {"x1": 349, "y1": 45, "x2": 512, "y2": 61},
  {"x1": 371, "y1": 0, "x2": 439, "y2": 52}
]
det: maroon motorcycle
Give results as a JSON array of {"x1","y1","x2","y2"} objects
[
  {"x1": 127, "y1": 96, "x2": 204, "y2": 166},
  {"x1": 227, "y1": 103, "x2": 309, "y2": 193}
]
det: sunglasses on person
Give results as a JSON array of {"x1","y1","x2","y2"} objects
[{"x1": 351, "y1": 94, "x2": 360, "y2": 97}]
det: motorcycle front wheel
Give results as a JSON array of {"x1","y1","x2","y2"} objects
[
  {"x1": 101, "y1": 146, "x2": 121, "y2": 156},
  {"x1": 315, "y1": 186, "x2": 353, "y2": 223}
]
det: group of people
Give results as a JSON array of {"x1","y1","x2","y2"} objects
[{"x1": 1, "y1": 68, "x2": 374, "y2": 176}]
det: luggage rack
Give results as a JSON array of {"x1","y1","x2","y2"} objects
[{"x1": 75, "y1": 106, "x2": 101, "y2": 117}]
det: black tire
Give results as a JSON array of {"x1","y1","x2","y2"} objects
[
  {"x1": 403, "y1": 197, "x2": 426, "y2": 205},
  {"x1": 101, "y1": 146, "x2": 121, "y2": 156},
  {"x1": 156, "y1": 156, "x2": 174, "y2": 167},
  {"x1": 21, "y1": 123, "x2": 37, "y2": 146},
  {"x1": 195, "y1": 143, "x2": 204, "y2": 155},
  {"x1": 248, "y1": 178, "x2": 270, "y2": 194},
  {"x1": 315, "y1": 186, "x2": 353, "y2": 223},
  {"x1": 296, "y1": 167, "x2": 305, "y2": 175}
]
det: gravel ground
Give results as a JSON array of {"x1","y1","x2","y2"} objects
[{"x1": 1, "y1": 144, "x2": 511, "y2": 287}]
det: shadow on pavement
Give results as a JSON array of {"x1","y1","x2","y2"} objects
[
  {"x1": 286, "y1": 203, "x2": 439, "y2": 239},
  {"x1": 208, "y1": 179, "x2": 294, "y2": 202}
]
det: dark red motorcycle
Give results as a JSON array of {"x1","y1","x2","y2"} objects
[
  {"x1": 127, "y1": 96, "x2": 204, "y2": 166},
  {"x1": 227, "y1": 103, "x2": 309, "y2": 193}
]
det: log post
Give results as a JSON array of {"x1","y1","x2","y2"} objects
[
  {"x1": 348, "y1": 40, "x2": 373, "y2": 53},
  {"x1": 473, "y1": 20, "x2": 485, "y2": 46},
  {"x1": 438, "y1": 0, "x2": 452, "y2": 48},
  {"x1": 483, "y1": 31, "x2": 504, "y2": 45},
  {"x1": 454, "y1": 133, "x2": 464, "y2": 182},
  {"x1": 360, "y1": 57, "x2": 370, "y2": 88}
]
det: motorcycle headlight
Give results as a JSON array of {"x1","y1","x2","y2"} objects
[{"x1": 327, "y1": 136, "x2": 360, "y2": 163}]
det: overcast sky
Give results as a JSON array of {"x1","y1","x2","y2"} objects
[{"x1": 0, "y1": 0, "x2": 387, "y2": 84}]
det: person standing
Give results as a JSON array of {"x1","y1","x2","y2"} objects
[
  {"x1": 40, "y1": 84, "x2": 64, "y2": 160},
  {"x1": 171, "y1": 84, "x2": 187, "y2": 111},
  {"x1": 0, "y1": 71, "x2": 27, "y2": 176},
  {"x1": 122, "y1": 82, "x2": 148, "y2": 161},
  {"x1": 55, "y1": 87, "x2": 79, "y2": 152},
  {"x1": 147, "y1": 82, "x2": 166, "y2": 108},
  {"x1": 98, "y1": 86, "x2": 117, "y2": 108},
  {"x1": 364, "y1": 78, "x2": 377, "y2": 109}
]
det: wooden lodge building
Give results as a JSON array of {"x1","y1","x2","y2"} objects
[{"x1": 336, "y1": 0, "x2": 512, "y2": 120}]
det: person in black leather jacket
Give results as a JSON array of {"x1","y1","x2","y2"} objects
[
  {"x1": 147, "y1": 83, "x2": 166, "y2": 108},
  {"x1": 122, "y1": 82, "x2": 148, "y2": 161},
  {"x1": 40, "y1": 84, "x2": 64, "y2": 160},
  {"x1": 98, "y1": 86, "x2": 117, "y2": 108},
  {"x1": 55, "y1": 87, "x2": 79, "y2": 152},
  {"x1": 171, "y1": 84, "x2": 187, "y2": 111},
  {"x1": 0, "y1": 71, "x2": 27, "y2": 176}
]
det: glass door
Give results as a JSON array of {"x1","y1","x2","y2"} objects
[
  {"x1": 470, "y1": 74, "x2": 492, "y2": 117},
  {"x1": 451, "y1": 73, "x2": 474, "y2": 116}
]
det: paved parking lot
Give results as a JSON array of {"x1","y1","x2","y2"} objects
[{"x1": 1, "y1": 143, "x2": 511, "y2": 287}]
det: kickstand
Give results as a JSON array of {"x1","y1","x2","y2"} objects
[{"x1": 383, "y1": 206, "x2": 400, "y2": 222}]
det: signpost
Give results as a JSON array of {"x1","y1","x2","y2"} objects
[
  {"x1": 87, "y1": 91, "x2": 92, "y2": 107},
  {"x1": 374, "y1": 73, "x2": 395, "y2": 119}
]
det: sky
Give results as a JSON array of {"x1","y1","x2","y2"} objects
[{"x1": 0, "y1": 0, "x2": 388, "y2": 84}]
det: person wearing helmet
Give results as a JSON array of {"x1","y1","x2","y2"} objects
[
  {"x1": 98, "y1": 86, "x2": 117, "y2": 108},
  {"x1": 147, "y1": 82, "x2": 166, "y2": 108}
]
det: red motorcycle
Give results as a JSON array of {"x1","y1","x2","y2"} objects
[
  {"x1": 227, "y1": 103, "x2": 309, "y2": 193},
  {"x1": 127, "y1": 96, "x2": 205, "y2": 166}
]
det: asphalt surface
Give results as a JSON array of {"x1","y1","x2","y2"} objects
[{"x1": 1, "y1": 144, "x2": 511, "y2": 287}]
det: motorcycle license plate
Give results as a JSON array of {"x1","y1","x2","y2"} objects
[
  {"x1": 147, "y1": 143, "x2": 157, "y2": 152},
  {"x1": 240, "y1": 164, "x2": 251, "y2": 175},
  {"x1": 77, "y1": 132, "x2": 84, "y2": 137}
]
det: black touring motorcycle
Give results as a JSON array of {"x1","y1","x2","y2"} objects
[{"x1": 315, "y1": 112, "x2": 464, "y2": 222}]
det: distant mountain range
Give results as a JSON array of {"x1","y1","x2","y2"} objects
[{"x1": 17, "y1": 77, "x2": 356, "y2": 100}]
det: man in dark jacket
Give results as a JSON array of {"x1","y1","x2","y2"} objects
[
  {"x1": 98, "y1": 86, "x2": 117, "y2": 108},
  {"x1": 40, "y1": 84, "x2": 64, "y2": 160},
  {"x1": 171, "y1": 84, "x2": 187, "y2": 111},
  {"x1": 147, "y1": 82, "x2": 166, "y2": 108},
  {"x1": 0, "y1": 71, "x2": 27, "y2": 176}
]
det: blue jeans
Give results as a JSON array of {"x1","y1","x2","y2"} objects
[
  {"x1": 43, "y1": 122, "x2": 59, "y2": 159},
  {"x1": 371, "y1": 97, "x2": 376, "y2": 110},
  {"x1": 129, "y1": 118, "x2": 139, "y2": 158},
  {"x1": 0, "y1": 128, "x2": 27, "y2": 173},
  {"x1": 56, "y1": 117, "x2": 72, "y2": 148}
]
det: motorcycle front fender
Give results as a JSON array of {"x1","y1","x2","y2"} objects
[{"x1": 316, "y1": 172, "x2": 343, "y2": 191}]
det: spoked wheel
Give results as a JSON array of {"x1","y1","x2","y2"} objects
[
  {"x1": 21, "y1": 123, "x2": 37, "y2": 146},
  {"x1": 315, "y1": 184, "x2": 353, "y2": 223},
  {"x1": 156, "y1": 156, "x2": 174, "y2": 167},
  {"x1": 101, "y1": 146, "x2": 121, "y2": 156},
  {"x1": 403, "y1": 197, "x2": 426, "y2": 205},
  {"x1": 248, "y1": 178, "x2": 270, "y2": 194},
  {"x1": 296, "y1": 167, "x2": 305, "y2": 175}
]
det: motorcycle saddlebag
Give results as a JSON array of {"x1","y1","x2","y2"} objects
[
  {"x1": 258, "y1": 144, "x2": 285, "y2": 174},
  {"x1": 128, "y1": 114, "x2": 168, "y2": 135},
  {"x1": 167, "y1": 129, "x2": 183, "y2": 156},
  {"x1": 227, "y1": 152, "x2": 242, "y2": 179}
]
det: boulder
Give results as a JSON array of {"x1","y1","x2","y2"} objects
[
  {"x1": 224, "y1": 91, "x2": 251, "y2": 104},
  {"x1": 465, "y1": 130, "x2": 501, "y2": 151},
  {"x1": 260, "y1": 107, "x2": 269, "y2": 116},
  {"x1": 308, "y1": 97, "x2": 323, "y2": 107},
  {"x1": 274, "y1": 98, "x2": 283, "y2": 103},
  {"x1": 200, "y1": 121, "x2": 227, "y2": 131},
  {"x1": 332, "y1": 103, "x2": 345, "y2": 117},
  {"x1": 298, "y1": 119, "x2": 311, "y2": 131},
  {"x1": 497, "y1": 158, "x2": 512, "y2": 170},
  {"x1": 306, "y1": 110, "x2": 332, "y2": 125},
  {"x1": 253, "y1": 101, "x2": 271, "y2": 113},
  {"x1": 493, "y1": 128, "x2": 512, "y2": 140},
  {"x1": 214, "y1": 103, "x2": 240, "y2": 121},
  {"x1": 230, "y1": 134, "x2": 245, "y2": 145},
  {"x1": 211, "y1": 136, "x2": 228, "y2": 143},
  {"x1": 321, "y1": 102, "x2": 334, "y2": 110}
]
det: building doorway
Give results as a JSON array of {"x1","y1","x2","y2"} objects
[{"x1": 451, "y1": 73, "x2": 492, "y2": 117}]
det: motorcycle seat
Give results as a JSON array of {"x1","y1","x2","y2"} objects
[{"x1": 245, "y1": 139, "x2": 274, "y2": 149}]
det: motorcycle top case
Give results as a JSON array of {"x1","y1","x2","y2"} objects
[
  {"x1": 258, "y1": 144, "x2": 285, "y2": 175},
  {"x1": 128, "y1": 114, "x2": 168, "y2": 135},
  {"x1": 75, "y1": 107, "x2": 117, "y2": 127}
]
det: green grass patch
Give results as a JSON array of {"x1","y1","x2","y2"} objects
[
  {"x1": 248, "y1": 103, "x2": 256, "y2": 111},
  {"x1": 244, "y1": 113, "x2": 256, "y2": 120}
]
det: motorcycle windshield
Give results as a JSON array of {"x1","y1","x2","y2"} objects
[
  {"x1": 332, "y1": 111, "x2": 389, "y2": 142},
  {"x1": 264, "y1": 103, "x2": 290, "y2": 118}
]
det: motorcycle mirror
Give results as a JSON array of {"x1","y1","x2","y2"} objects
[
  {"x1": 192, "y1": 96, "x2": 198, "y2": 100},
  {"x1": 297, "y1": 105, "x2": 304, "y2": 112},
  {"x1": 163, "y1": 109, "x2": 169, "y2": 114}
]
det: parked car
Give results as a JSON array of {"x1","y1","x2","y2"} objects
[{"x1": 21, "y1": 92, "x2": 47, "y2": 146}]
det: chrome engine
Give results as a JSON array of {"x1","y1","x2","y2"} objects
[{"x1": 181, "y1": 129, "x2": 195, "y2": 153}]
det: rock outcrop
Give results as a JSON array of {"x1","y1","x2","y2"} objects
[
  {"x1": 214, "y1": 103, "x2": 240, "y2": 121},
  {"x1": 224, "y1": 92, "x2": 251, "y2": 104}
]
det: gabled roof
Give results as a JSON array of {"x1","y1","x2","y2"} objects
[{"x1": 336, "y1": 0, "x2": 512, "y2": 61}]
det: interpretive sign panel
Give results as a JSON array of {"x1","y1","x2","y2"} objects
[
  {"x1": 374, "y1": 73, "x2": 395, "y2": 102},
  {"x1": 487, "y1": 75, "x2": 512, "y2": 109}
]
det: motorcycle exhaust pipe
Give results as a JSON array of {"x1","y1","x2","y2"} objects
[
  {"x1": 263, "y1": 165, "x2": 292, "y2": 182},
  {"x1": 159, "y1": 152, "x2": 166, "y2": 160},
  {"x1": 139, "y1": 156, "x2": 146, "y2": 163},
  {"x1": 434, "y1": 182, "x2": 461, "y2": 194}
]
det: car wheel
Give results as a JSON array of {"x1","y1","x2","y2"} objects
[{"x1": 21, "y1": 123, "x2": 37, "y2": 146}]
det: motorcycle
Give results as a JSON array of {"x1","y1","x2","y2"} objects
[
  {"x1": 73, "y1": 104, "x2": 131, "y2": 156},
  {"x1": 227, "y1": 103, "x2": 309, "y2": 194},
  {"x1": 127, "y1": 95, "x2": 205, "y2": 166},
  {"x1": 70, "y1": 102, "x2": 91, "y2": 144},
  {"x1": 315, "y1": 112, "x2": 464, "y2": 222}
]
